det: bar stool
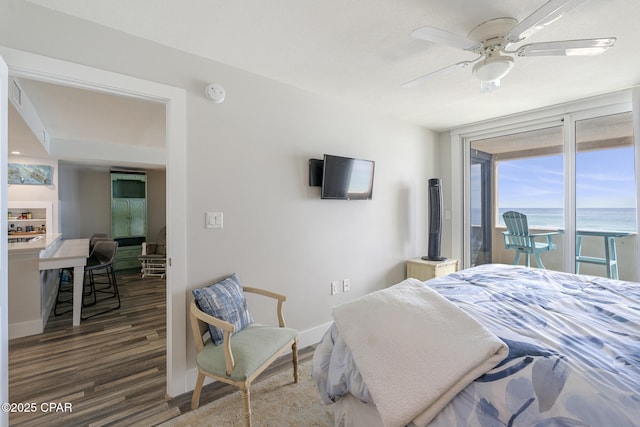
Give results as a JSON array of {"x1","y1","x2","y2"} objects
[
  {"x1": 54, "y1": 233, "x2": 114, "y2": 316},
  {"x1": 54, "y1": 268, "x2": 75, "y2": 316},
  {"x1": 82, "y1": 240, "x2": 120, "y2": 320},
  {"x1": 89, "y1": 233, "x2": 111, "y2": 253}
]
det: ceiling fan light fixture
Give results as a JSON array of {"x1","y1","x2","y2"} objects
[
  {"x1": 472, "y1": 55, "x2": 514, "y2": 82},
  {"x1": 405, "y1": 1, "x2": 615, "y2": 91}
]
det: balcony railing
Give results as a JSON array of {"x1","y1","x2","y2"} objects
[{"x1": 472, "y1": 224, "x2": 638, "y2": 282}]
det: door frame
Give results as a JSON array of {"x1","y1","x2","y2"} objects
[
  {"x1": 1, "y1": 52, "x2": 10, "y2": 427},
  {"x1": 0, "y1": 46, "x2": 189, "y2": 397},
  {"x1": 470, "y1": 148, "x2": 493, "y2": 265}
]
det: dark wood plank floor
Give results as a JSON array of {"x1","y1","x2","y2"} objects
[{"x1": 8, "y1": 271, "x2": 313, "y2": 426}]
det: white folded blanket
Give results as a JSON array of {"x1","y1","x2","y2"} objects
[{"x1": 332, "y1": 278, "x2": 508, "y2": 427}]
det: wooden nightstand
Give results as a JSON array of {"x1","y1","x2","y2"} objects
[{"x1": 406, "y1": 258, "x2": 459, "y2": 281}]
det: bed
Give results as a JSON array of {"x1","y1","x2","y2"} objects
[{"x1": 312, "y1": 264, "x2": 640, "y2": 427}]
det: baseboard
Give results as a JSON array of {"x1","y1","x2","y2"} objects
[
  {"x1": 184, "y1": 321, "x2": 332, "y2": 391},
  {"x1": 297, "y1": 321, "x2": 332, "y2": 349},
  {"x1": 9, "y1": 319, "x2": 44, "y2": 339}
]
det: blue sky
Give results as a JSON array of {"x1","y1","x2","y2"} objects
[{"x1": 498, "y1": 147, "x2": 636, "y2": 209}]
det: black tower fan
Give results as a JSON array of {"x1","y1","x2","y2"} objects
[{"x1": 422, "y1": 178, "x2": 446, "y2": 261}]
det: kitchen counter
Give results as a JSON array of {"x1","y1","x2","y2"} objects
[{"x1": 8, "y1": 233, "x2": 62, "y2": 254}]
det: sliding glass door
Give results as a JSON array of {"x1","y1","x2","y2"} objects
[
  {"x1": 466, "y1": 107, "x2": 637, "y2": 281},
  {"x1": 469, "y1": 125, "x2": 566, "y2": 272},
  {"x1": 574, "y1": 111, "x2": 636, "y2": 280}
]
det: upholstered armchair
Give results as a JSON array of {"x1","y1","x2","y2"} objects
[{"x1": 190, "y1": 274, "x2": 298, "y2": 426}]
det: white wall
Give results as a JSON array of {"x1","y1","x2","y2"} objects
[
  {"x1": 146, "y1": 169, "x2": 167, "y2": 239},
  {"x1": 57, "y1": 164, "x2": 166, "y2": 240},
  {"x1": 3, "y1": 2, "x2": 438, "y2": 395},
  {"x1": 436, "y1": 131, "x2": 463, "y2": 263},
  {"x1": 57, "y1": 164, "x2": 108, "y2": 239},
  {"x1": 184, "y1": 72, "x2": 436, "y2": 326}
]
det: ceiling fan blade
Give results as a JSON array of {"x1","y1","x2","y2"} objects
[
  {"x1": 506, "y1": 0, "x2": 586, "y2": 43},
  {"x1": 515, "y1": 38, "x2": 616, "y2": 56},
  {"x1": 402, "y1": 60, "x2": 476, "y2": 88},
  {"x1": 411, "y1": 26, "x2": 481, "y2": 51}
]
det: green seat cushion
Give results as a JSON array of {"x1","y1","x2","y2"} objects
[{"x1": 196, "y1": 323, "x2": 298, "y2": 381}]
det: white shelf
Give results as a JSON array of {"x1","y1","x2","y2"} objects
[{"x1": 7, "y1": 202, "x2": 53, "y2": 236}]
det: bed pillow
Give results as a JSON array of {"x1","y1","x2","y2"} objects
[{"x1": 192, "y1": 273, "x2": 254, "y2": 345}]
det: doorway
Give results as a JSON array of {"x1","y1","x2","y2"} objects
[{"x1": 1, "y1": 47, "x2": 188, "y2": 397}]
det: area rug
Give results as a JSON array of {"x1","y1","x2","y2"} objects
[{"x1": 159, "y1": 361, "x2": 334, "y2": 426}]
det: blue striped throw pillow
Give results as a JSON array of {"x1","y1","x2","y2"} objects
[{"x1": 192, "y1": 273, "x2": 254, "y2": 345}]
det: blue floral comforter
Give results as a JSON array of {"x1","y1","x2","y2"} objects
[{"x1": 314, "y1": 264, "x2": 640, "y2": 427}]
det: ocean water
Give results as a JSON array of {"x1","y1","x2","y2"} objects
[{"x1": 473, "y1": 208, "x2": 637, "y2": 233}]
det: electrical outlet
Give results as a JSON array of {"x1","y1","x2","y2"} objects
[
  {"x1": 343, "y1": 279, "x2": 351, "y2": 292},
  {"x1": 331, "y1": 281, "x2": 339, "y2": 295}
]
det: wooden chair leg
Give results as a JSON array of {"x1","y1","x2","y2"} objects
[
  {"x1": 534, "y1": 253, "x2": 545, "y2": 269},
  {"x1": 292, "y1": 340, "x2": 299, "y2": 383},
  {"x1": 191, "y1": 373, "x2": 205, "y2": 410},
  {"x1": 241, "y1": 385, "x2": 251, "y2": 427}
]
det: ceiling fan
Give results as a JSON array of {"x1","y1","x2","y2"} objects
[{"x1": 403, "y1": 0, "x2": 616, "y2": 92}]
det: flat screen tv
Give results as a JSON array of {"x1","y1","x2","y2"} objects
[{"x1": 321, "y1": 154, "x2": 375, "y2": 200}]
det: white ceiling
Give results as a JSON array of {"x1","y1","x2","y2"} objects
[
  {"x1": 9, "y1": 0, "x2": 640, "y2": 163},
  {"x1": 8, "y1": 77, "x2": 166, "y2": 168}
]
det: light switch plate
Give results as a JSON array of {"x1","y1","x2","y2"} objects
[{"x1": 205, "y1": 212, "x2": 223, "y2": 229}]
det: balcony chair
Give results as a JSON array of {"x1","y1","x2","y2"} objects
[
  {"x1": 190, "y1": 274, "x2": 298, "y2": 427},
  {"x1": 139, "y1": 226, "x2": 167, "y2": 278},
  {"x1": 502, "y1": 210, "x2": 560, "y2": 269}
]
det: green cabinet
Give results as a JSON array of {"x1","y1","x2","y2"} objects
[
  {"x1": 113, "y1": 245, "x2": 143, "y2": 272},
  {"x1": 111, "y1": 173, "x2": 147, "y2": 272},
  {"x1": 111, "y1": 198, "x2": 147, "y2": 238}
]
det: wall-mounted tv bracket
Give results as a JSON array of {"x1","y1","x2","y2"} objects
[{"x1": 308, "y1": 158, "x2": 323, "y2": 187}]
